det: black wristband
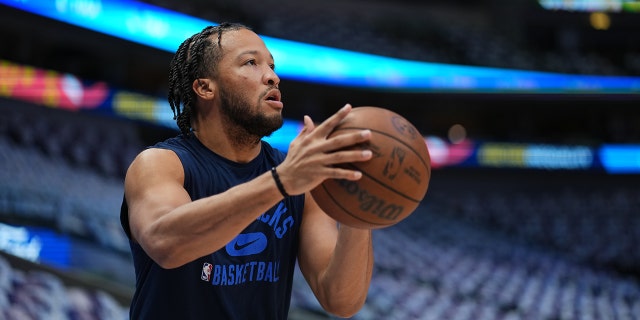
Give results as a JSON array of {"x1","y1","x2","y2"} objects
[{"x1": 271, "y1": 167, "x2": 289, "y2": 198}]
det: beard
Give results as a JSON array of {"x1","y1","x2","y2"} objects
[{"x1": 218, "y1": 84, "x2": 283, "y2": 139}]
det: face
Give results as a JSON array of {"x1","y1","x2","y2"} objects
[{"x1": 214, "y1": 28, "x2": 283, "y2": 137}]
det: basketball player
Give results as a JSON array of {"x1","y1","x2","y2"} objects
[{"x1": 120, "y1": 23, "x2": 375, "y2": 319}]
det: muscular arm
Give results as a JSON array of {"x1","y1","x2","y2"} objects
[
  {"x1": 125, "y1": 148, "x2": 283, "y2": 269},
  {"x1": 125, "y1": 104, "x2": 373, "y2": 270},
  {"x1": 297, "y1": 193, "x2": 374, "y2": 318}
]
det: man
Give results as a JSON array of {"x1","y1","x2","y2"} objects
[{"x1": 120, "y1": 23, "x2": 375, "y2": 319}]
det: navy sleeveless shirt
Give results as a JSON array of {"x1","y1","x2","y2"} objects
[{"x1": 120, "y1": 134, "x2": 305, "y2": 319}]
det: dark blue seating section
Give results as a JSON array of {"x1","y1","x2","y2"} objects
[
  {"x1": 0, "y1": 255, "x2": 127, "y2": 319},
  {"x1": 429, "y1": 169, "x2": 640, "y2": 276},
  {"x1": 292, "y1": 204, "x2": 640, "y2": 319},
  {"x1": 0, "y1": 136, "x2": 131, "y2": 253},
  {"x1": 2, "y1": 101, "x2": 143, "y2": 179}
]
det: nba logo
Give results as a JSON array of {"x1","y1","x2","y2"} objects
[{"x1": 201, "y1": 263, "x2": 213, "y2": 281}]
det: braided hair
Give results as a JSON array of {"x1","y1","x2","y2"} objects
[{"x1": 168, "y1": 23, "x2": 250, "y2": 135}]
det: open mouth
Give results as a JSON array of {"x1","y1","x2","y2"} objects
[{"x1": 265, "y1": 89, "x2": 281, "y2": 102}]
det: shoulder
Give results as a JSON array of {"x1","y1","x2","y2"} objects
[
  {"x1": 132, "y1": 135, "x2": 194, "y2": 170},
  {"x1": 154, "y1": 135, "x2": 192, "y2": 152},
  {"x1": 125, "y1": 147, "x2": 183, "y2": 188},
  {"x1": 134, "y1": 147, "x2": 181, "y2": 166}
]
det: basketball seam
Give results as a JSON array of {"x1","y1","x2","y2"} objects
[
  {"x1": 334, "y1": 126, "x2": 430, "y2": 169},
  {"x1": 342, "y1": 162, "x2": 423, "y2": 203}
]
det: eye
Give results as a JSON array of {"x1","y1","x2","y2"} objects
[
  {"x1": 244, "y1": 59, "x2": 257, "y2": 66},
  {"x1": 269, "y1": 63, "x2": 275, "y2": 70}
]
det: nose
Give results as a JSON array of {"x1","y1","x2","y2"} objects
[{"x1": 264, "y1": 67, "x2": 280, "y2": 87}]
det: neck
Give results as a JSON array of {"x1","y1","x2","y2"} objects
[{"x1": 193, "y1": 119, "x2": 262, "y2": 164}]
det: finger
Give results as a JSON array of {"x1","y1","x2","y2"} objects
[
  {"x1": 313, "y1": 104, "x2": 352, "y2": 138},
  {"x1": 295, "y1": 115, "x2": 315, "y2": 139},
  {"x1": 324, "y1": 166, "x2": 363, "y2": 181},
  {"x1": 303, "y1": 115, "x2": 315, "y2": 132},
  {"x1": 326, "y1": 148, "x2": 373, "y2": 166},
  {"x1": 324, "y1": 129, "x2": 372, "y2": 153}
]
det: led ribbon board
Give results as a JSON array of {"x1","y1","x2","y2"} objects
[
  {"x1": 538, "y1": 0, "x2": 640, "y2": 12},
  {"x1": 1, "y1": 0, "x2": 640, "y2": 94}
]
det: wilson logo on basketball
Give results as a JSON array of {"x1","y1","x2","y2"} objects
[{"x1": 337, "y1": 179, "x2": 404, "y2": 221}]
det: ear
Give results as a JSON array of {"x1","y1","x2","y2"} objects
[{"x1": 192, "y1": 78, "x2": 215, "y2": 100}]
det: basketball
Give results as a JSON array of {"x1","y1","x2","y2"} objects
[{"x1": 311, "y1": 106, "x2": 431, "y2": 229}]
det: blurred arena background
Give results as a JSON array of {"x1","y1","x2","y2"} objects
[{"x1": 0, "y1": 0, "x2": 639, "y2": 319}]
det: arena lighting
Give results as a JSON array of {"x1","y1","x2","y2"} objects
[
  {"x1": 2, "y1": 0, "x2": 640, "y2": 93},
  {"x1": 538, "y1": 0, "x2": 640, "y2": 12},
  {"x1": 599, "y1": 145, "x2": 640, "y2": 173},
  {"x1": 590, "y1": 12, "x2": 611, "y2": 30},
  {"x1": 0, "y1": 223, "x2": 71, "y2": 268},
  {"x1": 477, "y1": 143, "x2": 595, "y2": 170}
]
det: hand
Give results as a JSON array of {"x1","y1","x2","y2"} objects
[{"x1": 276, "y1": 104, "x2": 373, "y2": 195}]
